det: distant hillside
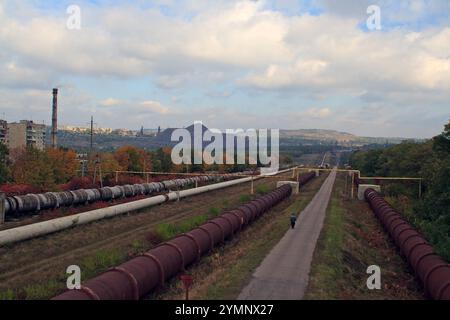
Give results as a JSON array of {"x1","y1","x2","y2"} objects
[
  {"x1": 280, "y1": 129, "x2": 356, "y2": 142},
  {"x1": 280, "y1": 129, "x2": 419, "y2": 144},
  {"x1": 153, "y1": 123, "x2": 211, "y2": 147},
  {"x1": 49, "y1": 124, "x2": 421, "y2": 151}
]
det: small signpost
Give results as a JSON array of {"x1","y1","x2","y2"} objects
[{"x1": 180, "y1": 274, "x2": 193, "y2": 300}]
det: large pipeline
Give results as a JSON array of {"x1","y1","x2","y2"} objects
[
  {"x1": 3, "y1": 172, "x2": 255, "y2": 218},
  {"x1": 298, "y1": 171, "x2": 316, "y2": 186},
  {"x1": 52, "y1": 184, "x2": 293, "y2": 300},
  {"x1": 0, "y1": 176, "x2": 258, "y2": 246},
  {"x1": 364, "y1": 188, "x2": 450, "y2": 300}
]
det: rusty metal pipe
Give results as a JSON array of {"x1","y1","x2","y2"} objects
[
  {"x1": 364, "y1": 188, "x2": 450, "y2": 300},
  {"x1": 298, "y1": 172, "x2": 315, "y2": 186},
  {"x1": 52, "y1": 184, "x2": 293, "y2": 300}
]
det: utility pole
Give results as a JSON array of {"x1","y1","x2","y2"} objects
[
  {"x1": 51, "y1": 88, "x2": 58, "y2": 149},
  {"x1": 93, "y1": 154, "x2": 103, "y2": 188},
  {"x1": 90, "y1": 116, "x2": 94, "y2": 153}
]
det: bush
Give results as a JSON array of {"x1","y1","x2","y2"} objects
[
  {"x1": 60, "y1": 177, "x2": 96, "y2": 190},
  {"x1": 0, "y1": 183, "x2": 41, "y2": 196},
  {"x1": 256, "y1": 184, "x2": 271, "y2": 195},
  {"x1": 208, "y1": 207, "x2": 220, "y2": 217}
]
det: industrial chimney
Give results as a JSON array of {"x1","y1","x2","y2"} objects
[{"x1": 51, "y1": 88, "x2": 58, "y2": 149}]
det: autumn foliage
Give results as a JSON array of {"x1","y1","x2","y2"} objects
[{"x1": 7, "y1": 147, "x2": 78, "y2": 191}]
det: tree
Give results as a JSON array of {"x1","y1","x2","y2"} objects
[
  {"x1": 98, "y1": 152, "x2": 122, "y2": 179},
  {"x1": 46, "y1": 148, "x2": 79, "y2": 184},
  {"x1": 10, "y1": 147, "x2": 56, "y2": 191},
  {"x1": 114, "y1": 146, "x2": 150, "y2": 172},
  {"x1": 150, "y1": 147, "x2": 173, "y2": 173},
  {"x1": 433, "y1": 121, "x2": 450, "y2": 155}
]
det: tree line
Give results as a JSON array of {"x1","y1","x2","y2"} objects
[
  {"x1": 0, "y1": 144, "x2": 272, "y2": 192},
  {"x1": 350, "y1": 122, "x2": 450, "y2": 260}
]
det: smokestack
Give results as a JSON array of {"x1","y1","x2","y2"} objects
[{"x1": 51, "y1": 88, "x2": 58, "y2": 149}]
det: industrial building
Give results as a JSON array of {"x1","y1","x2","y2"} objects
[{"x1": 7, "y1": 120, "x2": 46, "y2": 151}]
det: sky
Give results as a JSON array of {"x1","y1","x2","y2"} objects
[{"x1": 0, "y1": 0, "x2": 449, "y2": 138}]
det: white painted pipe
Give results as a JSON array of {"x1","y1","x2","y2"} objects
[{"x1": 0, "y1": 176, "x2": 255, "y2": 246}]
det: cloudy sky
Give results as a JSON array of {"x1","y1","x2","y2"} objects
[{"x1": 0, "y1": 0, "x2": 449, "y2": 138}]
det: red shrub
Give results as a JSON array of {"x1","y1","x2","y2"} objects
[
  {"x1": 117, "y1": 175, "x2": 145, "y2": 185},
  {"x1": 0, "y1": 183, "x2": 41, "y2": 196},
  {"x1": 61, "y1": 177, "x2": 97, "y2": 191}
]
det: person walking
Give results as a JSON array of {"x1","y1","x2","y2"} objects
[{"x1": 290, "y1": 213, "x2": 297, "y2": 229}]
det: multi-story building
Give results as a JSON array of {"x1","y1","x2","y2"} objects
[
  {"x1": 6, "y1": 122, "x2": 25, "y2": 150},
  {"x1": 0, "y1": 119, "x2": 7, "y2": 145},
  {"x1": 7, "y1": 120, "x2": 46, "y2": 151},
  {"x1": 59, "y1": 125, "x2": 113, "y2": 135}
]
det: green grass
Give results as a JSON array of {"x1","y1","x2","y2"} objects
[
  {"x1": 305, "y1": 195, "x2": 344, "y2": 299},
  {"x1": 208, "y1": 207, "x2": 220, "y2": 217},
  {"x1": 130, "y1": 239, "x2": 147, "y2": 255},
  {"x1": 155, "y1": 214, "x2": 209, "y2": 241},
  {"x1": 81, "y1": 249, "x2": 125, "y2": 280},
  {"x1": 239, "y1": 194, "x2": 251, "y2": 203},
  {"x1": 22, "y1": 279, "x2": 61, "y2": 300},
  {"x1": 255, "y1": 184, "x2": 270, "y2": 195},
  {"x1": 0, "y1": 289, "x2": 15, "y2": 300}
]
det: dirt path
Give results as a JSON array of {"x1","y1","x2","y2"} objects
[
  {"x1": 0, "y1": 173, "x2": 289, "y2": 295},
  {"x1": 238, "y1": 169, "x2": 337, "y2": 300}
]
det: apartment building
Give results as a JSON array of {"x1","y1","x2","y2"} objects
[{"x1": 7, "y1": 120, "x2": 46, "y2": 151}]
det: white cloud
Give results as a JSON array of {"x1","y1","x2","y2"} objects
[
  {"x1": 0, "y1": 1, "x2": 448, "y2": 137},
  {"x1": 99, "y1": 98, "x2": 121, "y2": 107},
  {"x1": 0, "y1": 1, "x2": 448, "y2": 95},
  {"x1": 140, "y1": 101, "x2": 171, "y2": 115},
  {"x1": 304, "y1": 108, "x2": 332, "y2": 118},
  {"x1": 98, "y1": 98, "x2": 174, "y2": 116}
]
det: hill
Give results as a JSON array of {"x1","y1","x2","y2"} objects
[{"x1": 48, "y1": 124, "x2": 420, "y2": 151}]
